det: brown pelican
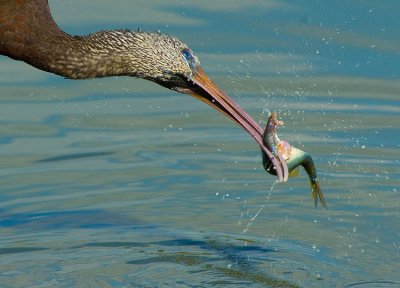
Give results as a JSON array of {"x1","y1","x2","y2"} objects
[{"x1": 0, "y1": 0, "x2": 288, "y2": 181}]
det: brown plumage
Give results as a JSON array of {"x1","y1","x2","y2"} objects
[
  {"x1": 0, "y1": 0, "x2": 192, "y2": 85},
  {"x1": 0, "y1": 0, "x2": 289, "y2": 181}
]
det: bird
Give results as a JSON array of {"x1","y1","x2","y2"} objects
[{"x1": 0, "y1": 0, "x2": 288, "y2": 182}]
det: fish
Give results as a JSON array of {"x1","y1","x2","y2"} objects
[
  {"x1": 262, "y1": 112, "x2": 327, "y2": 208},
  {"x1": 261, "y1": 113, "x2": 289, "y2": 182}
]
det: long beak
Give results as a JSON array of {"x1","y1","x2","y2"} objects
[{"x1": 179, "y1": 66, "x2": 288, "y2": 182}]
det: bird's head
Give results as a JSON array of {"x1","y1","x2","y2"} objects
[{"x1": 128, "y1": 32, "x2": 288, "y2": 182}]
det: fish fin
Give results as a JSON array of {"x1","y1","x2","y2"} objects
[
  {"x1": 288, "y1": 167, "x2": 301, "y2": 178},
  {"x1": 311, "y1": 180, "x2": 327, "y2": 209}
]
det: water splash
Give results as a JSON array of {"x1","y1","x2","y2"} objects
[
  {"x1": 241, "y1": 181, "x2": 277, "y2": 234},
  {"x1": 242, "y1": 204, "x2": 265, "y2": 234}
]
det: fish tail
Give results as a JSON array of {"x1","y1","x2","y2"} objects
[{"x1": 311, "y1": 180, "x2": 327, "y2": 209}]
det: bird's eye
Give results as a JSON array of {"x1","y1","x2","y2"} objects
[{"x1": 181, "y1": 48, "x2": 198, "y2": 70}]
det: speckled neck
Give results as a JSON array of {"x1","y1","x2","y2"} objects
[{"x1": 0, "y1": 0, "x2": 191, "y2": 81}]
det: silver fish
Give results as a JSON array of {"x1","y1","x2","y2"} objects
[{"x1": 262, "y1": 112, "x2": 327, "y2": 208}]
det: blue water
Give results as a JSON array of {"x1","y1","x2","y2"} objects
[{"x1": 1, "y1": 1, "x2": 399, "y2": 287}]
